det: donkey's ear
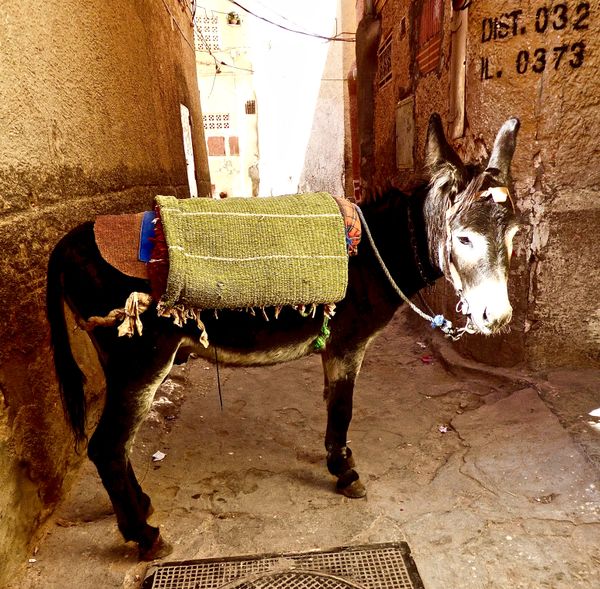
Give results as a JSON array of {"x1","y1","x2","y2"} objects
[
  {"x1": 425, "y1": 113, "x2": 466, "y2": 197},
  {"x1": 485, "y1": 118, "x2": 520, "y2": 185}
]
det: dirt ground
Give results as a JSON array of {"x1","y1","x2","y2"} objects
[{"x1": 12, "y1": 311, "x2": 600, "y2": 589}]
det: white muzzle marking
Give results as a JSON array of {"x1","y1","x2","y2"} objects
[{"x1": 462, "y1": 277, "x2": 512, "y2": 335}]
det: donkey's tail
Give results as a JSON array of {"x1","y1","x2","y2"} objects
[{"x1": 47, "y1": 235, "x2": 87, "y2": 446}]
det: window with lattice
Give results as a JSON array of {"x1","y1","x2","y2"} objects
[
  {"x1": 377, "y1": 33, "x2": 393, "y2": 89},
  {"x1": 245, "y1": 100, "x2": 256, "y2": 115},
  {"x1": 417, "y1": 0, "x2": 443, "y2": 75},
  {"x1": 203, "y1": 113, "x2": 230, "y2": 131},
  {"x1": 195, "y1": 14, "x2": 221, "y2": 52}
]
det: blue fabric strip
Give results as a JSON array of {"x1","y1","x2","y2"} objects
[{"x1": 138, "y1": 210, "x2": 157, "y2": 262}]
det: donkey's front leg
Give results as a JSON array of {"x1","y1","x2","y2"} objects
[{"x1": 322, "y1": 345, "x2": 368, "y2": 498}]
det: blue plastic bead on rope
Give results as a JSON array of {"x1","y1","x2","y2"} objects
[{"x1": 431, "y1": 315, "x2": 446, "y2": 329}]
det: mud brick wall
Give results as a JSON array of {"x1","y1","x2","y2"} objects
[
  {"x1": 363, "y1": 0, "x2": 599, "y2": 368},
  {"x1": 0, "y1": 1, "x2": 210, "y2": 584}
]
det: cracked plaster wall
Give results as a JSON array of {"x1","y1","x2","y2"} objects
[
  {"x1": 0, "y1": 0, "x2": 210, "y2": 584},
  {"x1": 367, "y1": 0, "x2": 599, "y2": 368}
]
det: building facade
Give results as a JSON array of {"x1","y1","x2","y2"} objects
[
  {"x1": 196, "y1": 0, "x2": 349, "y2": 199},
  {"x1": 195, "y1": 3, "x2": 259, "y2": 197}
]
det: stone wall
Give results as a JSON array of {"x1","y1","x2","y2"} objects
[
  {"x1": 363, "y1": 0, "x2": 599, "y2": 368},
  {"x1": 0, "y1": 0, "x2": 210, "y2": 584}
]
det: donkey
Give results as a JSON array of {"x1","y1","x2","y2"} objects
[{"x1": 47, "y1": 114, "x2": 520, "y2": 559}]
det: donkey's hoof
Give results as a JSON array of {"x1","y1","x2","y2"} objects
[
  {"x1": 139, "y1": 534, "x2": 173, "y2": 561},
  {"x1": 338, "y1": 479, "x2": 367, "y2": 498}
]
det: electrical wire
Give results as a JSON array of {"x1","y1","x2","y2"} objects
[
  {"x1": 197, "y1": 0, "x2": 354, "y2": 41},
  {"x1": 197, "y1": 71, "x2": 349, "y2": 82},
  {"x1": 197, "y1": 59, "x2": 253, "y2": 73},
  {"x1": 219, "y1": 61, "x2": 254, "y2": 73},
  {"x1": 194, "y1": 20, "x2": 255, "y2": 99},
  {"x1": 226, "y1": 0, "x2": 355, "y2": 42},
  {"x1": 194, "y1": 13, "x2": 256, "y2": 77},
  {"x1": 193, "y1": 22, "x2": 221, "y2": 96},
  {"x1": 194, "y1": 22, "x2": 222, "y2": 68},
  {"x1": 195, "y1": 3, "x2": 357, "y2": 84},
  {"x1": 159, "y1": 0, "x2": 196, "y2": 53},
  {"x1": 196, "y1": 1, "x2": 355, "y2": 41},
  {"x1": 179, "y1": 0, "x2": 196, "y2": 19},
  {"x1": 248, "y1": 0, "x2": 348, "y2": 39}
]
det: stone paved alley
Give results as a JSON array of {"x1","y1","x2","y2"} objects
[{"x1": 13, "y1": 311, "x2": 600, "y2": 589}]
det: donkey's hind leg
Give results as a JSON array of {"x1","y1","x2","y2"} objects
[
  {"x1": 322, "y1": 344, "x2": 368, "y2": 499},
  {"x1": 87, "y1": 341, "x2": 179, "y2": 560}
]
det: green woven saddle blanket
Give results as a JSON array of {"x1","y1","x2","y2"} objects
[{"x1": 155, "y1": 193, "x2": 349, "y2": 310}]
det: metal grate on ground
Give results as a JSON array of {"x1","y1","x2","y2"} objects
[{"x1": 142, "y1": 542, "x2": 425, "y2": 589}]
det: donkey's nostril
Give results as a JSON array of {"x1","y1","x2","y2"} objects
[{"x1": 482, "y1": 308, "x2": 512, "y2": 331}]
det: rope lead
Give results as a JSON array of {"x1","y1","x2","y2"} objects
[{"x1": 354, "y1": 205, "x2": 473, "y2": 341}]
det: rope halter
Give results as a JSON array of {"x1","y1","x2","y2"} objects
[{"x1": 354, "y1": 205, "x2": 476, "y2": 341}]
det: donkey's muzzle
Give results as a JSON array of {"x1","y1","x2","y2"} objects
[
  {"x1": 462, "y1": 278, "x2": 513, "y2": 335},
  {"x1": 481, "y1": 305, "x2": 513, "y2": 333}
]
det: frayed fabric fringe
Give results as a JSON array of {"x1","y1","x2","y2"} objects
[
  {"x1": 79, "y1": 292, "x2": 337, "y2": 351},
  {"x1": 156, "y1": 301, "x2": 209, "y2": 348}
]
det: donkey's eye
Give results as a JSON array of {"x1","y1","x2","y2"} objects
[{"x1": 457, "y1": 236, "x2": 472, "y2": 247}]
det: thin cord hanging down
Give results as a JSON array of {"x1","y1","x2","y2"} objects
[{"x1": 214, "y1": 346, "x2": 224, "y2": 410}]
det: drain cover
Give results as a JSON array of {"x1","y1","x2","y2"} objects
[{"x1": 143, "y1": 542, "x2": 424, "y2": 589}]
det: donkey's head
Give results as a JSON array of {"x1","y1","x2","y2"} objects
[{"x1": 424, "y1": 114, "x2": 521, "y2": 335}]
